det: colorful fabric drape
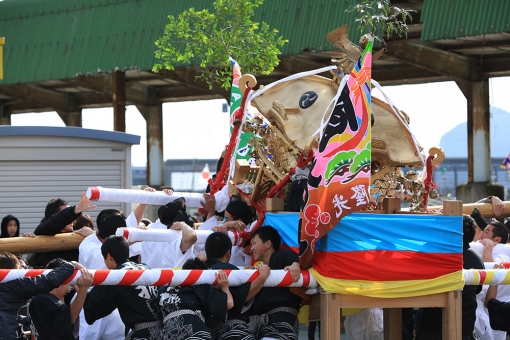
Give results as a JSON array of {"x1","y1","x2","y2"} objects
[
  {"x1": 265, "y1": 213, "x2": 300, "y2": 254},
  {"x1": 229, "y1": 57, "x2": 242, "y2": 135},
  {"x1": 501, "y1": 152, "x2": 510, "y2": 172},
  {"x1": 312, "y1": 213, "x2": 464, "y2": 298},
  {"x1": 228, "y1": 58, "x2": 256, "y2": 162},
  {"x1": 299, "y1": 39, "x2": 373, "y2": 266}
]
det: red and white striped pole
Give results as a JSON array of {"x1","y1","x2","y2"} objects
[{"x1": 0, "y1": 269, "x2": 317, "y2": 288}]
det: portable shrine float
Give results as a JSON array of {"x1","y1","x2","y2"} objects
[{"x1": 1, "y1": 26, "x2": 510, "y2": 340}]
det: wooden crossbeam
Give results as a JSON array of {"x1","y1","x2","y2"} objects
[
  {"x1": 373, "y1": 64, "x2": 449, "y2": 85},
  {"x1": 482, "y1": 56, "x2": 510, "y2": 75},
  {"x1": 0, "y1": 84, "x2": 78, "y2": 112},
  {"x1": 385, "y1": 40, "x2": 484, "y2": 82},
  {"x1": 73, "y1": 73, "x2": 160, "y2": 106},
  {"x1": 158, "y1": 68, "x2": 230, "y2": 100},
  {"x1": 276, "y1": 55, "x2": 331, "y2": 76}
]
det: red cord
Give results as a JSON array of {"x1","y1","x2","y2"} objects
[{"x1": 422, "y1": 155, "x2": 438, "y2": 209}]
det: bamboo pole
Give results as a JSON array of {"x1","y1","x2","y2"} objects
[
  {"x1": 428, "y1": 201, "x2": 510, "y2": 218},
  {"x1": 0, "y1": 233, "x2": 83, "y2": 254}
]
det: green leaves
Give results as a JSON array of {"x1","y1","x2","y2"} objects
[
  {"x1": 345, "y1": 0, "x2": 414, "y2": 43},
  {"x1": 153, "y1": 0, "x2": 288, "y2": 90}
]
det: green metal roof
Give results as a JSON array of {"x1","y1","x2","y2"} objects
[
  {"x1": 421, "y1": 0, "x2": 510, "y2": 41},
  {"x1": 0, "y1": 0, "x2": 364, "y2": 85}
]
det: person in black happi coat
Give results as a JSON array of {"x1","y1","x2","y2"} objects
[
  {"x1": 84, "y1": 236, "x2": 162, "y2": 340},
  {"x1": 29, "y1": 259, "x2": 94, "y2": 340},
  {"x1": 205, "y1": 232, "x2": 271, "y2": 340},
  {"x1": 249, "y1": 226, "x2": 302, "y2": 340},
  {"x1": 156, "y1": 257, "x2": 234, "y2": 340},
  {"x1": 0, "y1": 252, "x2": 76, "y2": 340}
]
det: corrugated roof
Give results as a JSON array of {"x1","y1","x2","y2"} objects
[
  {"x1": 421, "y1": 0, "x2": 510, "y2": 41},
  {"x1": 0, "y1": 0, "x2": 364, "y2": 85}
]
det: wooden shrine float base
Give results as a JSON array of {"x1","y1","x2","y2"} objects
[
  {"x1": 307, "y1": 290, "x2": 461, "y2": 340},
  {"x1": 304, "y1": 198, "x2": 463, "y2": 340}
]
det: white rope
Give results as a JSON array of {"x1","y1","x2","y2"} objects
[
  {"x1": 311, "y1": 75, "x2": 349, "y2": 141},
  {"x1": 371, "y1": 79, "x2": 427, "y2": 167}
]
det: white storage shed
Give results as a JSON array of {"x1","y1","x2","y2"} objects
[{"x1": 0, "y1": 126, "x2": 140, "y2": 234}]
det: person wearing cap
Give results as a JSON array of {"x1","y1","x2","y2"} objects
[
  {"x1": 140, "y1": 197, "x2": 197, "y2": 269},
  {"x1": 84, "y1": 236, "x2": 163, "y2": 340}
]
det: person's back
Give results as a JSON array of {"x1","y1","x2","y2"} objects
[{"x1": 0, "y1": 252, "x2": 75, "y2": 340}]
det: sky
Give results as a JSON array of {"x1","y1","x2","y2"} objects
[{"x1": 10, "y1": 76, "x2": 510, "y2": 166}]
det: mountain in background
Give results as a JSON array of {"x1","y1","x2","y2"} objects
[{"x1": 439, "y1": 107, "x2": 510, "y2": 158}]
